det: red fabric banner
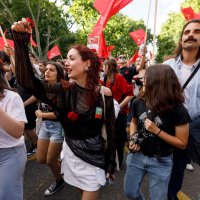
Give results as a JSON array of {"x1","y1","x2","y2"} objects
[
  {"x1": 94, "y1": 0, "x2": 132, "y2": 16},
  {"x1": 127, "y1": 50, "x2": 139, "y2": 65},
  {"x1": 94, "y1": 0, "x2": 111, "y2": 14},
  {"x1": 110, "y1": 0, "x2": 133, "y2": 17},
  {"x1": 181, "y1": 7, "x2": 196, "y2": 20},
  {"x1": 91, "y1": 0, "x2": 117, "y2": 36},
  {"x1": 30, "y1": 34, "x2": 38, "y2": 48},
  {"x1": 91, "y1": 0, "x2": 133, "y2": 36},
  {"x1": 181, "y1": 7, "x2": 200, "y2": 20},
  {"x1": 107, "y1": 45, "x2": 115, "y2": 51},
  {"x1": 107, "y1": 45, "x2": 115, "y2": 57},
  {"x1": 0, "y1": 37, "x2": 14, "y2": 50},
  {"x1": 91, "y1": 0, "x2": 133, "y2": 58},
  {"x1": 98, "y1": 32, "x2": 109, "y2": 59},
  {"x1": 129, "y1": 29, "x2": 145, "y2": 46},
  {"x1": 47, "y1": 45, "x2": 61, "y2": 60}
]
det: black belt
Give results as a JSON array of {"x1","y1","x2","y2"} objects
[{"x1": 140, "y1": 149, "x2": 172, "y2": 158}]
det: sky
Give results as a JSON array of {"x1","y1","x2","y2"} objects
[{"x1": 120, "y1": 0, "x2": 184, "y2": 35}]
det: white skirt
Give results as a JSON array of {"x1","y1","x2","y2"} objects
[{"x1": 61, "y1": 141, "x2": 106, "y2": 191}]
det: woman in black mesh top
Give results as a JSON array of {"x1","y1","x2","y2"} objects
[{"x1": 12, "y1": 18, "x2": 116, "y2": 200}]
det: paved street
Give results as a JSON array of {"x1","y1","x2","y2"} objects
[{"x1": 24, "y1": 154, "x2": 200, "y2": 200}]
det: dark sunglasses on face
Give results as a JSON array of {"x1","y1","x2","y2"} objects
[{"x1": 119, "y1": 56, "x2": 126, "y2": 59}]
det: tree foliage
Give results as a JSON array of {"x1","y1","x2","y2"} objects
[{"x1": 0, "y1": 0, "x2": 76, "y2": 59}]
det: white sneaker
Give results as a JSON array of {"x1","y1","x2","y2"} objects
[{"x1": 186, "y1": 164, "x2": 194, "y2": 171}]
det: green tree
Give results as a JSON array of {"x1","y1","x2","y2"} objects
[{"x1": 0, "y1": 0, "x2": 76, "y2": 59}]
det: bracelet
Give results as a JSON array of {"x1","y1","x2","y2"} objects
[{"x1": 156, "y1": 129, "x2": 161, "y2": 136}]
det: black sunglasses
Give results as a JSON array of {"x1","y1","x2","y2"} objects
[{"x1": 119, "y1": 56, "x2": 126, "y2": 59}]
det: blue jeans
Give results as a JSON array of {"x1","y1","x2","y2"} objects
[
  {"x1": 124, "y1": 152, "x2": 173, "y2": 200},
  {"x1": 0, "y1": 145, "x2": 27, "y2": 200},
  {"x1": 38, "y1": 120, "x2": 64, "y2": 143}
]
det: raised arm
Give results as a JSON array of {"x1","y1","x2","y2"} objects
[
  {"x1": 12, "y1": 24, "x2": 42, "y2": 93},
  {"x1": 11, "y1": 19, "x2": 51, "y2": 102}
]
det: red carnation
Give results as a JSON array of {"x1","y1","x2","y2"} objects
[
  {"x1": 67, "y1": 111, "x2": 78, "y2": 121},
  {"x1": 26, "y1": 17, "x2": 35, "y2": 28}
]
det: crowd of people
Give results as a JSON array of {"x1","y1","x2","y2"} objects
[{"x1": 0, "y1": 17, "x2": 199, "y2": 200}]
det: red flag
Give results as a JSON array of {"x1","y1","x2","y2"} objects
[
  {"x1": 129, "y1": 29, "x2": 145, "y2": 46},
  {"x1": 91, "y1": 0, "x2": 132, "y2": 36},
  {"x1": 94, "y1": 0, "x2": 132, "y2": 16},
  {"x1": 98, "y1": 32, "x2": 109, "y2": 59},
  {"x1": 30, "y1": 34, "x2": 37, "y2": 48},
  {"x1": 181, "y1": 7, "x2": 200, "y2": 20},
  {"x1": 47, "y1": 45, "x2": 61, "y2": 60},
  {"x1": 94, "y1": 0, "x2": 111, "y2": 14},
  {"x1": 181, "y1": 7, "x2": 196, "y2": 20},
  {"x1": 110, "y1": 0, "x2": 133, "y2": 17},
  {"x1": 127, "y1": 51, "x2": 139, "y2": 65},
  {"x1": 0, "y1": 37, "x2": 14, "y2": 50},
  {"x1": 107, "y1": 45, "x2": 115, "y2": 51},
  {"x1": 91, "y1": 0, "x2": 117, "y2": 36},
  {"x1": 107, "y1": 45, "x2": 115, "y2": 57}
]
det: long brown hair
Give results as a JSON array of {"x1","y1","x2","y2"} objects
[
  {"x1": 0, "y1": 61, "x2": 10, "y2": 100},
  {"x1": 174, "y1": 19, "x2": 200, "y2": 59},
  {"x1": 103, "y1": 58, "x2": 118, "y2": 85},
  {"x1": 144, "y1": 64, "x2": 184, "y2": 114},
  {"x1": 46, "y1": 61, "x2": 65, "y2": 82}
]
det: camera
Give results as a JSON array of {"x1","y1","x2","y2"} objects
[{"x1": 129, "y1": 132, "x2": 144, "y2": 146}]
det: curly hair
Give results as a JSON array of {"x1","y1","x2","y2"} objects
[{"x1": 144, "y1": 64, "x2": 184, "y2": 114}]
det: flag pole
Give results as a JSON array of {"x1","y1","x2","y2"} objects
[
  {"x1": 0, "y1": 26, "x2": 15, "y2": 71},
  {"x1": 140, "y1": 0, "x2": 151, "y2": 68},
  {"x1": 144, "y1": 0, "x2": 151, "y2": 44},
  {"x1": 152, "y1": 0, "x2": 158, "y2": 63}
]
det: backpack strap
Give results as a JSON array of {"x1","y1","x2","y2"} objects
[
  {"x1": 182, "y1": 62, "x2": 200, "y2": 89},
  {"x1": 101, "y1": 86, "x2": 106, "y2": 120}
]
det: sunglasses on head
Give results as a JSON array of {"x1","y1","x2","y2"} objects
[{"x1": 119, "y1": 56, "x2": 126, "y2": 59}]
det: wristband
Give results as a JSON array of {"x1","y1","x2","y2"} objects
[{"x1": 156, "y1": 129, "x2": 161, "y2": 136}]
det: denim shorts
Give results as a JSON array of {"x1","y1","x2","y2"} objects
[{"x1": 38, "y1": 120, "x2": 64, "y2": 143}]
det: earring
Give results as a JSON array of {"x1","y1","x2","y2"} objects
[{"x1": 84, "y1": 68, "x2": 90, "y2": 72}]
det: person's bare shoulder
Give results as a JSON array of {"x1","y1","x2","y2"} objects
[{"x1": 100, "y1": 86, "x2": 112, "y2": 96}]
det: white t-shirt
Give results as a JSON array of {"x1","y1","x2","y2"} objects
[{"x1": 0, "y1": 89, "x2": 27, "y2": 148}]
